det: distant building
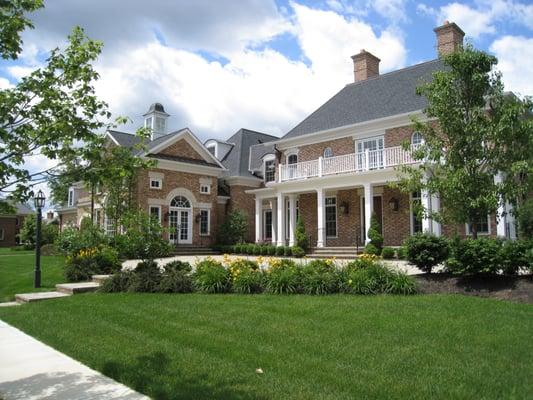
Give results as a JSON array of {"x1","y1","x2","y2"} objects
[{"x1": 0, "y1": 203, "x2": 33, "y2": 247}]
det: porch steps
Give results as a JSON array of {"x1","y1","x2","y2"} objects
[
  {"x1": 308, "y1": 247, "x2": 362, "y2": 260},
  {"x1": 55, "y1": 282, "x2": 100, "y2": 295},
  {"x1": 172, "y1": 246, "x2": 220, "y2": 256},
  {"x1": 14, "y1": 276, "x2": 107, "y2": 304}
]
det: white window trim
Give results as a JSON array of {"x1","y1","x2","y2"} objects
[
  {"x1": 200, "y1": 183, "x2": 211, "y2": 194},
  {"x1": 149, "y1": 205, "x2": 162, "y2": 223},
  {"x1": 263, "y1": 209, "x2": 273, "y2": 240},
  {"x1": 0, "y1": 228, "x2": 4, "y2": 241},
  {"x1": 199, "y1": 209, "x2": 210, "y2": 236},
  {"x1": 150, "y1": 178, "x2": 162, "y2": 190},
  {"x1": 411, "y1": 131, "x2": 424, "y2": 145},
  {"x1": 465, "y1": 216, "x2": 491, "y2": 236},
  {"x1": 323, "y1": 147, "x2": 333, "y2": 158},
  {"x1": 325, "y1": 196, "x2": 338, "y2": 238}
]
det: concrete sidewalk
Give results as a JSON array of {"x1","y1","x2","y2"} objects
[{"x1": 0, "y1": 320, "x2": 148, "y2": 400}]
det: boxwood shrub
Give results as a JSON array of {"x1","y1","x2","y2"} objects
[{"x1": 404, "y1": 233, "x2": 449, "y2": 273}]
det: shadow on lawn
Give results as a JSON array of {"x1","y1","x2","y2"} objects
[{"x1": 102, "y1": 351, "x2": 265, "y2": 400}]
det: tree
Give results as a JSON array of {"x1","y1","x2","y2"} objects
[
  {"x1": 0, "y1": 1, "x2": 113, "y2": 212},
  {"x1": 18, "y1": 213, "x2": 58, "y2": 248},
  {"x1": 295, "y1": 217, "x2": 309, "y2": 251},
  {"x1": 366, "y1": 212, "x2": 383, "y2": 254},
  {"x1": 218, "y1": 210, "x2": 247, "y2": 245},
  {"x1": 397, "y1": 44, "x2": 533, "y2": 238}
]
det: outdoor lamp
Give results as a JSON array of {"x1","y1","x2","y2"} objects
[
  {"x1": 339, "y1": 202, "x2": 349, "y2": 214},
  {"x1": 388, "y1": 197, "x2": 399, "y2": 211},
  {"x1": 34, "y1": 189, "x2": 46, "y2": 209},
  {"x1": 33, "y1": 189, "x2": 46, "y2": 288}
]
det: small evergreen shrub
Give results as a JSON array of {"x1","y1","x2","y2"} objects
[
  {"x1": 268, "y1": 245, "x2": 277, "y2": 255},
  {"x1": 163, "y1": 260, "x2": 192, "y2": 273},
  {"x1": 295, "y1": 218, "x2": 309, "y2": 251},
  {"x1": 404, "y1": 233, "x2": 449, "y2": 273},
  {"x1": 284, "y1": 246, "x2": 292, "y2": 257},
  {"x1": 127, "y1": 260, "x2": 162, "y2": 293},
  {"x1": 158, "y1": 269, "x2": 193, "y2": 293},
  {"x1": 446, "y1": 238, "x2": 502, "y2": 275},
  {"x1": 291, "y1": 246, "x2": 305, "y2": 258},
  {"x1": 246, "y1": 244, "x2": 255, "y2": 255},
  {"x1": 300, "y1": 259, "x2": 339, "y2": 295},
  {"x1": 397, "y1": 246, "x2": 408, "y2": 260},
  {"x1": 253, "y1": 244, "x2": 262, "y2": 255},
  {"x1": 234, "y1": 243, "x2": 242, "y2": 254},
  {"x1": 194, "y1": 258, "x2": 230, "y2": 293},
  {"x1": 217, "y1": 210, "x2": 247, "y2": 245},
  {"x1": 275, "y1": 246, "x2": 285, "y2": 256},
  {"x1": 381, "y1": 247, "x2": 395, "y2": 259},
  {"x1": 367, "y1": 212, "x2": 384, "y2": 253},
  {"x1": 260, "y1": 245, "x2": 269, "y2": 256},
  {"x1": 265, "y1": 259, "x2": 300, "y2": 294},
  {"x1": 364, "y1": 243, "x2": 380, "y2": 256},
  {"x1": 499, "y1": 240, "x2": 531, "y2": 275},
  {"x1": 99, "y1": 270, "x2": 135, "y2": 293},
  {"x1": 386, "y1": 272, "x2": 418, "y2": 295}
]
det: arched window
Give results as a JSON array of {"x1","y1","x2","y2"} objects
[
  {"x1": 287, "y1": 154, "x2": 298, "y2": 164},
  {"x1": 411, "y1": 131, "x2": 423, "y2": 146},
  {"x1": 170, "y1": 195, "x2": 191, "y2": 208},
  {"x1": 323, "y1": 147, "x2": 333, "y2": 158}
]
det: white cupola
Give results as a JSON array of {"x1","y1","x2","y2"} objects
[{"x1": 143, "y1": 102, "x2": 170, "y2": 140}]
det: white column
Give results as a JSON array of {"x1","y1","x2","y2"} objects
[
  {"x1": 363, "y1": 183, "x2": 373, "y2": 243},
  {"x1": 276, "y1": 192, "x2": 285, "y2": 246},
  {"x1": 431, "y1": 194, "x2": 441, "y2": 236},
  {"x1": 255, "y1": 197, "x2": 263, "y2": 243},
  {"x1": 317, "y1": 188, "x2": 325, "y2": 248},
  {"x1": 271, "y1": 199, "x2": 277, "y2": 245},
  {"x1": 421, "y1": 189, "x2": 432, "y2": 233},
  {"x1": 288, "y1": 195, "x2": 297, "y2": 246}
]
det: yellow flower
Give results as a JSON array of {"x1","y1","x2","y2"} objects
[{"x1": 348, "y1": 279, "x2": 353, "y2": 284}]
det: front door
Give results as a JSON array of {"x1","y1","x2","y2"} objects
[{"x1": 169, "y1": 209, "x2": 192, "y2": 244}]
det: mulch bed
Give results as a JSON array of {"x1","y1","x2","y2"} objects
[{"x1": 415, "y1": 273, "x2": 533, "y2": 303}]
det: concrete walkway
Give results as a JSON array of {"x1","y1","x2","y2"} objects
[
  {"x1": 123, "y1": 255, "x2": 423, "y2": 275},
  {"x1": 0, "y1": 320, "x2": 148, "y2": 400}
]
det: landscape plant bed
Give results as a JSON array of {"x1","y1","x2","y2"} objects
[
  {"x1": 415, "y1": 273, "x2": 533, "y2": 303},
  {"x1": 0, "y1": 294, "x2": 531, "y2": 399}
]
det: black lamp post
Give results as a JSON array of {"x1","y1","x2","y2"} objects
[{"x1": 33, "y1": 189, "x2": 46, "y2": 288}]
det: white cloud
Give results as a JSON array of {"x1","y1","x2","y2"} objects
[
  {"x1": 418, "y1": 1, "x2": 533, "y2": 39},
  {"x1": 0, "y1": 77, "x2": 12, "y2": 89},
  {"x1": 371, "y1": 0, "x2": 408, "y2": 23},
  {"x1": 490, "y1": 35, "x2": 533, "y2": 96}
]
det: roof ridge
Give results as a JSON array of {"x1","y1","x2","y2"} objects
[{"x1": 344, "y1": 58, "x2": 441, "y2": 88}]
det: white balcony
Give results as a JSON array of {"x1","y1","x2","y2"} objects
[{"x1": 278, "y1": 145, "x2": 420, "y2": 182}]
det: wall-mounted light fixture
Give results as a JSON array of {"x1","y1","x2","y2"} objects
[{"x1": 339, "y1": 201, "x2": 349, "y2": 214}]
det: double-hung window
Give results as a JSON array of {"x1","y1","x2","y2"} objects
[
  {"x1": 68, "y1": 189, "x2": 74, "y2": 207},
  {"x1": 150, "y1": 179, "x2": 162, "y2": 189},
  {"x1": 264, "y1": 160, "x2": 276, "y2": 182},
  {"x1": 199, "y1": 210, "x2": 210, "y2": 235},
  {"x1": 325, "y1": 197, "x2": 337, "y2": 237},
  {"x1": 149, "y1": 205, "x2": 161, "y2": 223},
  {"x1": 467, "y1": 216, "x2": 490, "y2": 235}
]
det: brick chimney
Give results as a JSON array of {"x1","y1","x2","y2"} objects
[
  {"x1": 351, "y1": 49, "x2": 380, "y2": 82},
  {"x1": 434, "y1": 21, "x2": 465, "y2": 56}
]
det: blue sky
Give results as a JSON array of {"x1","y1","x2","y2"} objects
[{"x1": 1, "y1": 0, "x2": 532, "y2": 205}]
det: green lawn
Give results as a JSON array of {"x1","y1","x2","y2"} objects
[
  {"x1": 0, "y1": 294, "x2": 531, "y2": 399},
  {"x1": 0, "y1": 250, "x2": 65, "y2": 301}
]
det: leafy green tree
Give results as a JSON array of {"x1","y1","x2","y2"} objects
[
  {"x1": 397, "y1": 44, "x2": 533, "y2": 238},
  {"x1": 18, "y1": 214, "x2": 58, "y2": 247},
  {"x1": 516, "y1": 199, "x2": 533, "y2": 239},
  {"x1": 218, "y1": 210, "x2": 247, "y2": 245},
  {"x1": 0, "y1": 0, "x2": 43, "y2": 60}
]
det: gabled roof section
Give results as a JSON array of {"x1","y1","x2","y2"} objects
[
  {"x1": 283, "y1": 59, "x2": 445, "y2": 139},
  {"x1": 106, "y1": 130, "x2": 142, "y2": 149},
  {"x1": 219, "y1": 128, "x2": 278, "y2": 178},
  {"x1": 249, "y1": 142, "x2": 276, "y2": 173}
]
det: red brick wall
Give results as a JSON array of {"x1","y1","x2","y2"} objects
[
  {"x1": 227, "y1": 185, "x2": 256, "y2": 243},
  {"x1": 441, "y1": 214, "x2": 498, "y2": 239},
  {"x1": 0, "y1": 216, "x2": 21, "y2": 247},
  {"x1": 385, "y1": 125, "x2": 414, "y2": 147},
  {"x1": 382, "y1": 186, "x2": 411, "y2": 246},
  {"x1": 158, "y1": 139, "x2": 205, "y2": 161},
  {"x1": 135, "y1": 168, "x2": 218, "y2": 246},
  {"x1": 288, "y1": 137, "x2": 355, "y2": 163}
]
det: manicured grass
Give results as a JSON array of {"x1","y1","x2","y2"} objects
[
  {"x1": 0, "y1": 294, "x2": 531, "y2": 399},
  {"x1": 0, "y1": 251, "x2": 65, "y2": 301}
]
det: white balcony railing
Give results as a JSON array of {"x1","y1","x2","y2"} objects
[{"x1": 278, "y1": 145, "x2": 420, "y2": 182}]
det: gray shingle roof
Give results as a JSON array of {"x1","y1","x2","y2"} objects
[
  {"x1": 107, "y1": 130, "x2": 142, "y2": 148},
  {"x1": 220, "y1": 129, "x2": 278, "y2": 178},
  {"x1": 249, "y1": 142, "x2": 276, "y2": 173},
  {"x1": 282, "y1": 59, "x2": 445, "y2": 140}
]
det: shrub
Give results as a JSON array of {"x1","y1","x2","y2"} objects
[
  {"x1": 446, "y1": 238, "x2": 502, "y2": 275},
  {"x1": 228, "y1": 259, "x2": 264, "y2": 294},
  {"x1": 163, "y1": 260, "x2": 192, "y2": 273},
  {"x1": 397, "y1": 246, "x2": 408, "y2": 260},
  {"x1": 268, "y1": 245, "x2": 276, "y2": 255},
  {"x1": 57, "y1": 225, "x2": 109, "y2": 255},
  {"x1": 217, "y1": 210, "x2": 247, "y2": 245},
  {"x1": 284, "y1": 246, "x2": 292, "y2": 257},
  {"x1": 127, "y1": 261, "x2": 163, "y2": 293},
  {"x1": 291, "y1": 246, "x2": 305, "y2": 258},
  {"x1": 253, "y1": 244, "x2": 262, "y2": 255},
  {"x1": 500, "y1": 240, "x2": 531, "y2": 275},
  {"x1": 295, "y1": 217, "x2": 309, "y2": 251},
  {"x1": 404, "y1": 233, "x2": 449, "y2": 273},
  {"x1": 40, "y1": 243, "x2": 58, "y2": 256},
  {"x1": 18, "y1": 214, "x2": 59, "y2": 248},
  {"x1": 64, "y1": 246, "x2": 121, "y2": 282},
  {"x1": 246, "y1": 244, "x2": 255, "y2": 255},
  {"x1": 386, "y1": 272, "x2": 418, "y2": 295},
  {"x1": 275, "y1": 246, "x2": 285, "y2": 256},
  {"x1": 364, "y1": 243, "x2": 380, "y2": 256},
  {"x1": 194, "y1": 258, "x2": 230, "y2": 293},
  {"x1": 159, "y1": 268, "x2": 193, "y2": 293},
  {"x1": 113, "y1": 211, "x2": 173, "y2": 261},
  {"x1": 343, "y1": 263, "x2": 413, "y2": 295},
  {"x1": 234, "y1": 243, "x2": 242, "y2": 254},
  {"x1": 265, "y1": 259, "x2": 300, "y2": 294},
  {"x1": 381, "y1": 247, "x2": 395, "y2": 259},
  {"x1": 99, "y1": 270, "x2": 135, "y2": 293},
  {"x1": 300, "y1": 259, "x2": 339, "y2": 295},
  {"x1": 367, "y1": 212, "x2": 384, "y2": 253},
  {"x1": 517, "y1": 198, "x2": 533, "y2": 239}
]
